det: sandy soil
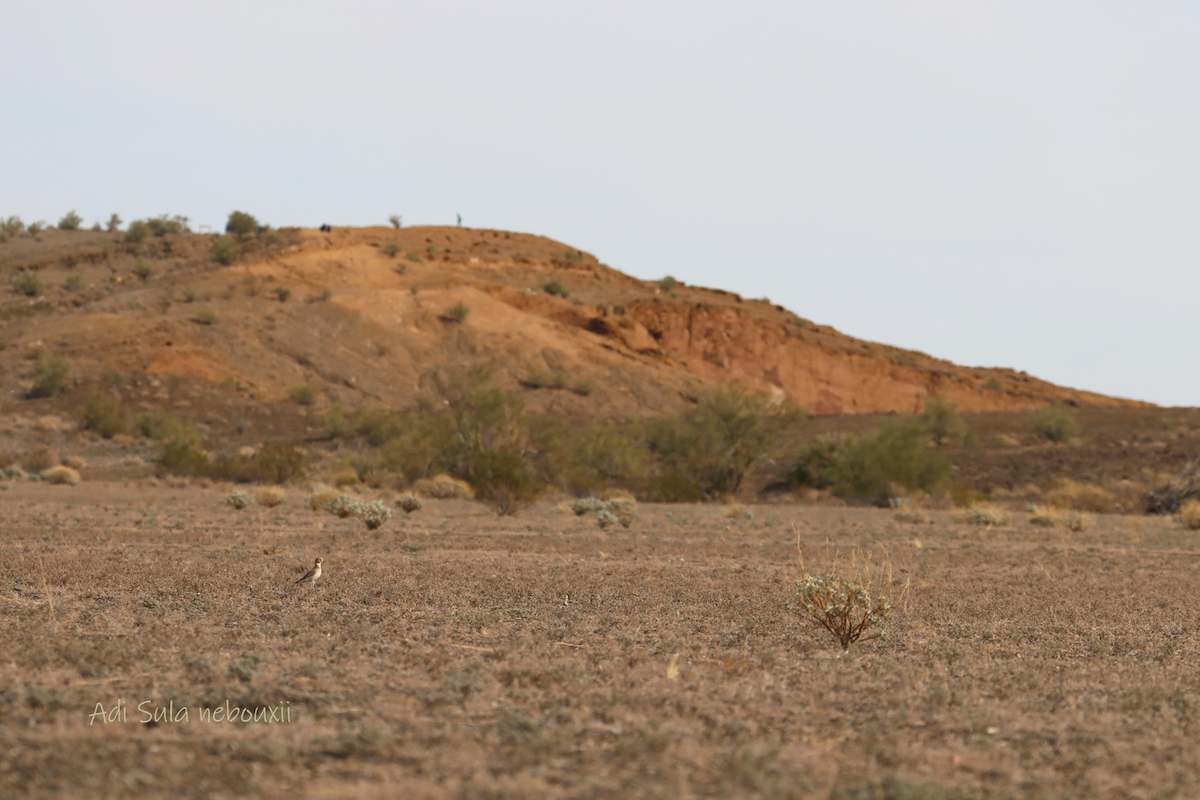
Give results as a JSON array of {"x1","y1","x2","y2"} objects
[{"x1": 2, "y1": 481, "x2": 1199, "y2": 798}]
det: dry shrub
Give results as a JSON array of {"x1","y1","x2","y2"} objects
[
  {"x1": 960, "y1": 506, "x2": 1011, "y2": 526},
  {"x1": 795, "y1": 544, "x2": 906, "y2": 651},
  {"x1": 62, "y1": 455, "x2": 87, "y2": 470},
  {"x1": 1177, "y1": 500, "x2": 1200, "y2": 530},
  {"x1": 413, "y1": 474, "x2": 474, "y2": 500},
  {"x1": 1043, "y1": 479, "x2": 1122, "y2": 513},
  {"x1": 23, "y1": 446, "x2": 60, "y2": 473},
  {"x1": 42, "y1": 465, "x2": 80, "y2": 485},
  {"x1": 724, "y1": 504, "x2": 754, "y2": 520},
  {"x1": 255, "y1": 487, "x2": 286, "y2": 508},
  {"x1": 395, "y1": 494, "x2": 423, "y2": 513},
  {"x1": 1029, "y1": 510, "x2": 1059, "y2": 527},
  {"x1": 893, "y1": 508, "x2": 928, "y2": 524},
  {"x1": 333, "y1": 471, "x2": 360, "y2": 488},
  {"x1": 34, "y1": 415, "x2": 64, "y2": 433},
  {"x1": 306, "y1": 485, "x2": 341, "y2": 511},
  {"x1": 122, "y1": 456, "x2": 146, "y2": 468},
  {"x1": 1062, "y1": 511, "x2": 1090, "y2": 532}
]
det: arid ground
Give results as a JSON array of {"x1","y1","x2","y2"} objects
[{"x1": 3, "y1": 481, "x2": 1200, "y2": 799}]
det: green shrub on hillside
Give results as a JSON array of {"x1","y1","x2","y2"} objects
[
  {"x1": 211, "y1": 236, "x2": 241, "y2": 265},
  {"x1": 1027, "y1": 402, "x2": 1080, "y2": 443},
  {"x1": 123, "y1": 220, "x2": 150, "y2": 243},
  {"x1": 136, "y1": 410, "x2": 201, "y2": 445},
  {"x1": 920, "y1": 395, "x2": 969, "y2": 446},
  {"x1": 543, "y1": 279, "x2": 569, "y2": 298},
  {"x1": 226, "y1": 211, "x2": 258, "y2": 237},
  {"x1": 381, "y1": 241, "x2": 401, "y2": 257},
  {"x1": 28, "y1": 354, "x2": 71, "y2": 398},
  {"x1": 289, "y1": 385, "x2": 315, "y2": 405},
  {"x1": 144, "y1": 215, "x2": 189, "y2": 236},
  {"x1": 58, "y1": 210, "x2": 83, "y2": 231},
  {"x1": 646, "y1": 385, "x2": 803, "y2": 498},
  {"x1": 789, "y1": 436, "x2": 844, "y2": 490},
  {"x1": 1, "y1": 216, "x2": 24, "y2": 238},
  {"x1": 13, "y1": 272, "x2": 43, "y2": 297},
  {"x1": 829, "y1": 419, "x2": 952, "y2": 500},
  {"x1": 441, "y1": 302, "x2": 469, "y2": 323},
  {"x1": 81, "y1": 390, "x2": 129, "y2": 438},
  {"x1": 106, "y1": 213, "x2": 122, "y2": 233}
]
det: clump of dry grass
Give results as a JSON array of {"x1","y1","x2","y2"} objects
[
  {"x1": 254, "y1": 487, "x2": 286, "y2": 508},
  {"x1": 724, "y1": 504, "x2": 754, "y2": 520},
  {"x1": 23, "y1": 446, "x2": 59, "y2": 473},
  {"x1": 1027, "y1": 506, "x2": 1090, "y2": 531},
  {"x1": 1176, "y1": 500, "x2": 1200, "y2": 530},
  {"x1": 1043, "y1": 479, "x2": 1122, "y2": 513},
  {"x1": 960, "y1": 506, "x2": 1011, "y2": 526},
  {"x1": 413, "y1": 474, "x2": 474, "y2": 499},
  {"x1": 1062, "y1": 511, "x2": 1090, "y2": 532},
  {"x1": 225, "y1": 492, "x2": 250, "y2": 510},
  {"x1": 306, "y1": 484, "x2": 341, "y2": 511},
  {"x1": 62, "y1": 455, "x2": 87, "y2": 470},
  {"x1": 42, "y1": 465, "x2": 80, "y2": 485},
  {"x1": 795, "y1": 544, "x2": 905, "y2": 651},
  {"x1": 893, "y1": 508, "x2": 928, "y2": 524}
]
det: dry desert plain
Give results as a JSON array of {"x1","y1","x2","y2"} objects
[{"x1": 2, "y1": 480, "x2": 1200, "y2": 799}]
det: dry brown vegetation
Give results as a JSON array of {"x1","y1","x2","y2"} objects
[{"x1": 3, "y1": 481, "x2": 1200, "y2": 798}]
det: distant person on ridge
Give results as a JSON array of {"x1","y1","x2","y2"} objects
[{"x1": 456, "y1": 214, "x2": 462, "y2": 227}]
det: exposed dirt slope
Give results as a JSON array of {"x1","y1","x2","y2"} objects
[{"x1": 0, "y1": 225, "x2": 1149, "y2": 429}]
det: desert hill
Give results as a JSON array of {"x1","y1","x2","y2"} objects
[{"x1": 0, "y1": 223, "x2": 1148, "y2": 435}]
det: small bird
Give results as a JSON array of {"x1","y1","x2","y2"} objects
[{"x1": 295, "y1": 558, "x2": 323, "y2": 586}]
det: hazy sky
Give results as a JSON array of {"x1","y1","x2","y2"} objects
[{"x1": 3, "y1": 2, "x2": 1198, "y2": 406}]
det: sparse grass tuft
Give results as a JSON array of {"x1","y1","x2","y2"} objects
[
  {"x1": 961, "y1": 506, "x2": 1011, "y2": 526},
  {"x1": 193, "y1": 309, "x2": 218, "y2": 325},
  {"x1": 543, "y1": 279, "x2": 569, "y2": 298}
]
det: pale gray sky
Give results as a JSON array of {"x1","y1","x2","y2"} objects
[{"x1": 3, "y1": 2, "x2": 1198, "y2": 405}]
